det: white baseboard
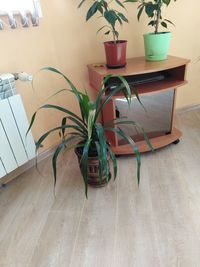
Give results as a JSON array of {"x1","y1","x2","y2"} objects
[
  {"x1": 176, "y1": 103, "x2": 200, "y2": 114},
  {"x1": 0, "y1": 145, "x2": 56, "y2": 186}
]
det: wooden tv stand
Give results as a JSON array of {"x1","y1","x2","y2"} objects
[{"x1": 88, "y1": 56, "x2": 190, "y2": 155}]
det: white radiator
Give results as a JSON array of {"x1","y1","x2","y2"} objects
[{"x1": 0, "y1": 94, "x2": 35, "y2": 179}]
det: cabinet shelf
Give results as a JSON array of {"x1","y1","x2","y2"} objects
[{"x1": 105, "y1": 79, "x2": 188, "y2": 98}]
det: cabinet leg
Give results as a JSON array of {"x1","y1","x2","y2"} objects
[{"x1": 173, "y1": 139, "x2": 180, "y2": 145}]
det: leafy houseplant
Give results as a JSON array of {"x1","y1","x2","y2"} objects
[
  {"x1": 126, "y1": 0, "x2": 177, "y2": 61},
  {"x1": 27, "y1": 68, "x2": 152, "y2": 197},
  {"x1": 78, "y1": 0, "x2": 129, "y2": 68}
]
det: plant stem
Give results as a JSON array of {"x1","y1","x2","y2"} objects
[
  {"x1": 155, "y1": 8, "x2": 161, "y2": 34},
  {"x1": 112, "y1": 27, "x2": 116, "y2": 43}
]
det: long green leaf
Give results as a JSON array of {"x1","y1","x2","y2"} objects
[
  {"x1": 66, "y1": 116, "x2": 88, "y2": 134},
  {"x1": 96, "y1": 75, "x2": 132, "y2": 115},
  {"x1": 87, "y1": 103, "x2": 96, "y2": 139},
  {"x1": 113, "y1": 120, "x2": 154, "y2": 151},
  {"x1": 108, "y1": 146, "x2": 117, "y2": 180},
  {"x1": 95, "y1": 83, "x2": 129, "y2": 120},
  {"x1": 80, "y1": 139, "x2": 91, "y2": 198},
  {"x1": 95, "y1": 141, "x2": 103, "y2": 184},
  {"x1": 115, "y1": 0, "x2": 126, "y2": 9},
  {"x1": 41, "y1": 67, "x2": 88, "y2": 122},
  {"x1": 78, "y1": 0, "x2": 87, "y2": 8},
  {"x1": 27, "y1": 104, "x2": 86, "y2": 137},
  {"x1": 86, "y1": 2, "x2": 99, "y2": 21},
  {"x1": 36, "y1": 125, "x2": 85, "y2": 152},
  {"x1": 52, "y1": 136, "x2": 79, "y2": 188},
  {"x1": 115, "y1": 76, "x2": 132, "y2": 104},
  {"x1": 61, "y1": 117, "x2": 67, "y2": 138},
  {"x1": 107, "y1": 127, "x2": 141, "y2": 185},
  {"x1": 95, "y1": 123, "x2": 110, "y2": 182},
  {"x1": 26, "y1": 111, "x2": 37, "y2": 136}
]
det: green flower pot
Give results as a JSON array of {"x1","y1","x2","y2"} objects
[{"x1": 143, "y1": 32, "x2": 171, "y2": 61}]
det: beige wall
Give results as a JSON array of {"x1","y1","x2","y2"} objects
[{"x1": 0, "y1": 0, "x2": 199, "y2": 150}]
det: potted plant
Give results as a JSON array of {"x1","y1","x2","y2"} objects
[
  {"x1": 27, "y1": 68, "x2": 152, "y2": 197},
  {"x1": 126, "y1": 0, "x2": 176, "y2": 61},
  {"x1": 78, "y1": 0, "x2": 129, "y2": 68}
]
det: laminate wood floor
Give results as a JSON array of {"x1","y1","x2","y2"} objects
[{"x1": 1, "y1": 109, "x2": 200, "y2": 267}]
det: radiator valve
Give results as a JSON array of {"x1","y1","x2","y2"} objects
[{"x1": 14, "y1": 72, "x2": 33, "y2": 81}]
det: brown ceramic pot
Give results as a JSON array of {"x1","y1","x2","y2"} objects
[
  {"x1": 75, "y1": 148, "x2": 111, "y2": 188},
  {"x1": 104, "y1": 40, "x2": 127, "y2": 69}
]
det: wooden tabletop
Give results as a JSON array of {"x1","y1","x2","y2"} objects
[{"x1": 87, "y1": 56, "x2": 190, "y2": 77}]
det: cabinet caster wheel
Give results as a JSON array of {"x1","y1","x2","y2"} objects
[{"x1": 173, "y1": 139, "x2": 180, "y2": 145}]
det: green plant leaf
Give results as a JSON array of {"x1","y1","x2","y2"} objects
[
  {"x1": 104, "y1": 10, "x2": 118, "y2": 27},
  {"x1": 107, "y1": 127, "x2": 141, "y2": 185},
  {"x1": 97, "y1": 4, "x2": 104, "y2": 14},
  {"x1": 86, "y1": 2, "x2": 99, "y2": 21},
  {"x1": 35, "y1": 125, "x2": 84, "y2": 152},
  {"x1": 108, "y1": 146, "x2": 117, "y2": 180},
  {"x1": 118, "y1": 12, "x2": 128, "y2": 23},
  {"x1": 132, "y1": 87, "x2": 146, "y2": 112},
  {"x1": 45, "y1": 88, "x2": 70, "y2": 102},
  {"x1": 26, "y1": 111, "x2": 37, "y2": 136},
  {"x1": 95, "y1": 75, "x2": 132, "y2": 120},
  {"x1": 68, "y1": 116, "x2": 88, "y2": 134},
  {"x1": 148, "y1": 20, "x2": 155, "y2": 26},
  {"x1": 104, "y1": 30, "x2": 111, "y2": 35},
  {"x1": 81, "y1": 93, "x2": 90, "y2": 120},
  {"x1": 115, "y1": 0, "x2": 126, "y2": 9},
  {"x1": 123, "y1": 0, "x2": 138, "y2": 2},
  {"x1": 40, "y1": 104, "x2": 85, "y2": 124},
  {"x1": 95, "y1": 123, "x2": 110, "y2": 182},
  {"x1": 163, "y1": 0, "x2": 171, "y2": 6},
  {"x1": 113, "y1": 30, "x2": 119, "y2": 39},
  {"x1": 95, "y1": 76, "x2": 113, "y2": 112},
  {"x1": 97, "y1": 25, "x2": 108, "y2": 35},
  {"x1": 52, "y1": 136, "x2": 79, "y2": 188},
  {"x1": 116, "y1": 76, "x2": 132, "y2": 104},
  {"x1": 61, "y1": 117, "x2": 67, "y2": 138},
  {"x1": 113, "y1": 120, "x2": 154, "y2": 151},
  {"x1": 87, "y1": 103, "x2": 96, "y2": 139},
  {"x1": 78, "y1": 0, "x2": 87, "y2": 8},
  {"x1": 41, "y1": 67, "x2": 89, "y2": 123},
  {"x1": 161, "y1": 21, "x2": 168, "y2": 28},
  {"x1": 95, "y1": 84, "x2": 124, "y2": 120},
  {"x1": 137, "y1": 5, "x2": 144, "y2": 21},
  {"x1": 80, "y1": 139, "x2": 91, "y2": 198},
  {"x1": 95, "y1": 141, "x2": 103, "y2": 184},
  {"x1": 145, "y1": 3, "x2": 155, "y2": 18},
  {"x1": 164, "y1": 19, "x2": 175, "y2": 26},
  {"x1": 26, "y1": 103, "x2": 87, "y2": 139}
]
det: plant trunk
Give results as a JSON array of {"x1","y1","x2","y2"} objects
[
  {"x1": 155, "y1": 9, "x2": 161, "y2": 34},
  {"x1": 112, "y1": 27, "x2": 117, "y2": 44}
]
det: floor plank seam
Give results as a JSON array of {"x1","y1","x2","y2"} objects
[{"x1": 68, "y1": 197, "x2": 86, "y2": 267}]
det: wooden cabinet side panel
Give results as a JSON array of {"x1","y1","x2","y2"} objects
[{"x1": 88, "y1": 67, "x2": 103, "y2": 92}]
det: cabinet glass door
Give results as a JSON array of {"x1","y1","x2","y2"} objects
[{"x1": 115, "y1": 89, "x2": 175, "y2": 144}]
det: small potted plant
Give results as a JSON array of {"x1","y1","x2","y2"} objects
[
  {"x1": 126, "y1": 0, "x2": 176, "y2": 61},
  {"x1": 78, "y1": 0, "x2": 129, "y2": 68},
  {"x1": 27, "y1": 68, "x2": 152, "y2": 197}
]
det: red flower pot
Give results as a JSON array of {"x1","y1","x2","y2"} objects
[{"x1": 104, "y1": 40, "x2": 127, "y2": 69}]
